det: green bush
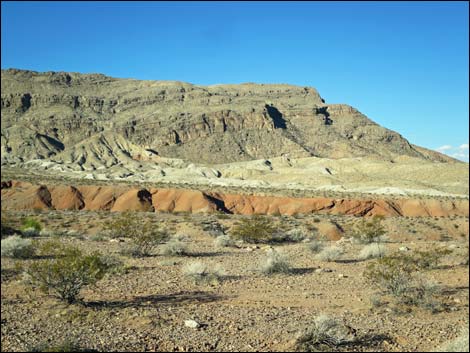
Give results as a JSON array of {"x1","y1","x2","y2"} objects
[
  {"x1": 24, "y1": 245, "x2": 114, "y2": 304},
  {"x1": 126, "y1": 223, "x2": 169, "y2": 257},
  {"x1": 364, "y1": 253, "x2": 443, "y2": 312},
  {"x1": 102, "y1": 211, "x2": 140, "y2": 238},
  {"x1": 363, "y1": 254, "x2": 415, "y2": 298},
  {"x1": 411, "y1": 247, "x2": 452, "y2": 269},
  {"x1": 230, "y1": 215, "x2": 278, "y2": 244},
  {"x1": 351, "y1": 215, "x2": 387, "y2": 244},
  {"x1": 21, "y1": 217, "x2": 42, "y2": 232}
]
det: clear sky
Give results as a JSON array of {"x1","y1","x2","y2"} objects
[{"x1": 2, "y1": 1, "x2": 468, "y2": 161}]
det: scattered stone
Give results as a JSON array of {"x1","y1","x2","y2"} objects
[{"x1": 184, "y1": 320, "x2": 201, "y2": 329}]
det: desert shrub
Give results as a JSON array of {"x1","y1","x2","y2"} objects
[
  {"x1": 401, "y1": 276, "x2": 442, "y2": 312},
  {"x1": 351, "y1": 215, "x2": 387, "y2": 244},
  {"x1": 202, "y1": 221, "x2": 227, "y2": 237},
  {"x1": 102, "y1": 211, "x2": 140, "y2": 238},
  {"x1": 230, "y1": 215, "x2": 278, "y2": 244},
  {"x1": 260, "y1": 248, "x2": 291, "y2": 275},
  {"x1": 39, "y1": 228, "x2": 54, "y2": 237},
  {"x1": 363, "y1": 255, "x2": 415, "y2": 297},
  {"x1": 22, "y1": 227, "x2": 40, "y2": 237},
  {"x1": 307, "y1": 239, "x2": 325, "y2": 254},
  {"x1": 29, "y1": 339, "x2": 90, "y2": 352},
  {"x1": 160, "y1": 237, "x2": 188, "y2": 256},
  {"x1": 21, "y1": 217, "x2": 42, "y2": 232},
  {"x1": 364, "y1": 253, "x2": 443, "y2": 311},
  {"x1": 214, "y1": 234, "x2": 234, "y2": 248},
  {"x1": 315, "y1": 246, "x2": 344, "y2": 262},
  {"x1": 1, "y1": 235, "x2": 35, "y2": 258},
  {"x1": 183, "y1": 262, "x2": 225, "y2": 284},
  {"x1": 90, "y1": 234, "x2": 107, "y2": 241},
  {"x1": 285, "y1": 228, "x2": 308, "y2": 242},
  {"x1": 97, "y1": 254, "x2": 125, "y2": 275},
  {"x1": 437, "y1": 327, "x2": 469, "y2": 352},
  {"x1": 359, "y1": 243, "x2": 387, "y2": 260},
  {"x1": 23, "y1": 245, "x2": 114, "y2": 303},
  {"x1": 411, "y1": 247, "x2": 452, "y2": 269},
  {"x1": 295, "y1": 314, "x2": 356, "y2": 351},
  {"x1": 124, "y1": 222, "x2": 169, "y2": 257}
]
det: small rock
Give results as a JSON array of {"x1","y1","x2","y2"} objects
[
  {"x1": 184, "y1": 319, "x2": 200, "y2": 329},
  {"x1": 399, "y1": 246, "x2": 410, "y2": 252}
]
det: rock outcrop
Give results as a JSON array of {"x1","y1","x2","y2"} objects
[
  {"x1": 2, "y1": 181, "x2": 468, "y2": 218},
  {"x1": 1, "y1": 69, "x2": 457, "y2": 166}
]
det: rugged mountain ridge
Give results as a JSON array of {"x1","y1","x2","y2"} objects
[{"x1": 1, "y1": 68, "x2": 455, "y2": 165}]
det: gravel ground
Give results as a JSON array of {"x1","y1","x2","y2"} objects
[{"x1": 1, "y1": 211, "x2": 469, "y2": 352}]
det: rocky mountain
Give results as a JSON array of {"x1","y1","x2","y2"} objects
[{"x1": 1, "y1": 68, "x2": 455, "y2": 166}]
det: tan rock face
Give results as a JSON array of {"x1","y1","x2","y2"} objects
[
  {"x1": 1, "y1": 69, "x2": 458, "y2": 166},
  {"x1": 1, "y1": 180, "x2": 468, "y2": 219}
]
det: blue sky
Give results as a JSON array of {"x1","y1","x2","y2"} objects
[{"x1": 2, "y1": 1, "x2": 468, "y2": 161}]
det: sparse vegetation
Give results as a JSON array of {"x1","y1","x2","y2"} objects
[
  {"x1": 1, "y1": 235, "x2": 35, "y2": 258},
  {"x1": 183, "y1": 261, "x2": 225, "y2": 284},
  {"x1": 260, "y1": 248, "x2": 292, "y2": 275},
  {"x1": 295, "y1": 314, "x2": 356, "y2": 351},
  {"x1": 437, "y1": 327, "x2": 469, "y2": 352},
  {"x1": 315, "y1": 246, "x2": 344, "y2": 262},
  {"x1": 230, "y1": 215, "x2": 279, "y2": 244},
  {"x1": 351, "y1": 215, "x2": 387, "y2": 244},
  {"x1": 21, "y1": 217, "x2": 43, "y2": 233},
  {"x1": 364, "y1": 253, "x2": 444, "y2": 311},
  {"x1": 23, "y1": 244, "x2": 115, "y2": 304},
  {"x1": 122, "y1": 221, "x2": 169, "y2": 257},
  {"x1": 160, "y1": 236, "x2": 189, "y2": 256},
  {"x1": 358, "y1": 243, "x2": 387, "y2": 260},
  {"x1": 214, "y1": 234, "x2": 234, "y2": 248},
  {"x1": 307, "y1": 239, "x2": 325, "y2": 254}
]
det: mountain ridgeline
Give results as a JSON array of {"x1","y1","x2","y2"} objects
[{"x1": 1, "y1": 68, "x2": 455, "y2": 166}]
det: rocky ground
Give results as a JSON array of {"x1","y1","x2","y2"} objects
[{"x1": 1, "y1": 210, "x2": 468, "y2": 352}]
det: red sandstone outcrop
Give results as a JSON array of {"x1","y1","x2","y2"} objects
[{"x1": 1, "y1": 180, "x2": 468, "y2": 218}]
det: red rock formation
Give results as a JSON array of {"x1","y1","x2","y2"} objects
[{"x1": 1, "y1": 180, "x2": 468, "y2": 218}]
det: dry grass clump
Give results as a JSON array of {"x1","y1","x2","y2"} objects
[
  {"x1": 359, "y1": 243, "x2": 387, "y2": 260},
  {"x1": 315, "y1": 246, "x2": 344, "y2": 262},
  {"x1": 260, "y1": 248, "x2": 292, "y2": 275},
  {"x1": 295, "y1": 314, "x2": 356, "y2": 351},
  {"x1": 1, "y1": 235, "x2": 35, "y2": 258},
  {"x1": 436, "y1": 327, "x2": 469, "y2": 352},
  {"x1": 182, "y1": 261, "x2": 225, "y2": 284},
  {"x1": 160, "y1": 236, "x2": 189, "y2": 256}
]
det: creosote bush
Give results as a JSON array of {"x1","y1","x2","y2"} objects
[
  {"x1": 364, "y1": 253, "x2": 444, "y2": 312},
  {"x1": 1, "y1": 235, "x2": 35, "y2": 259},
  {"x1": 230, "y1": 215, "x2": 278, "y2": 244},
  {"x1": 23, "y1": 244, "x2": 116, "y2": 304},
  {"x1": 260, "y1": 248, "x2": 291, "y2": 275},
  {"x1": 295, "y1": 314, "x2": 356, "y2": 351},
  {"x1": 351, "y1": 215, "x2": 387, "y2": 244},
  {"x1": 128, "y1": 223, "x2": 169, "y2": 257}
]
